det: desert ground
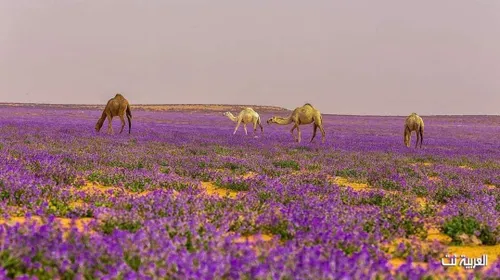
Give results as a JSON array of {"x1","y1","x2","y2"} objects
[{"x1": 0, "y1": 104, "x2": 498, "y2": 279}]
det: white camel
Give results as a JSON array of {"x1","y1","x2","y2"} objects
[{"x1": 223, "y1": 108, "x2": 264, "y2": 136}]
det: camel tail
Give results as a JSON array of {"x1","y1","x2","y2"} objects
[{"x1": 126, "y1": 104, "x2": 132, "y2": 133}]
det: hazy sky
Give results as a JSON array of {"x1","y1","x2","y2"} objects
[{"x1": 1, "y1": 1, "x2": 499, "y2": 115}]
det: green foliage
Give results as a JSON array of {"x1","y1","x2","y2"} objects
[
  {"x1": 223, "y1": 162, "x2": 245, "y2": 173},
  {"x1": 125, "y1": 178, "x2": 152, "y2": 193},
  {"x1": 124, "y1": 253, "x2": 142, "y2": 272},
  {"x1": 0, "y1": 250, "x2": 25, "y2": 278},
  {"x1": 216, "y1": 180, "x2": 249, "y2": 192},
  {"x1": 257, "y1": 191, "x2": 272, "y2": 204},
  {"x1": 48, "y1": 199, "x2": 71, "y2": 216},
  {"x1": 441, "y1": 215, "x2": 497, "y2": 245},
  {"x1": 336, "y1": 168, "x2": 365, "y2": 179},
  {"x1": 101, "y1": 219, "x2": 142, "y2": 234},
  {"x1": 160, "y1": 166, "x2": 170, "y2": 174},
  {"x1": 418, "y1": 203, "x2": 437, "y2": 218},
  {"x1": 107, "y1": 160, "x2": 146, "y2": 170},
  {"x1": 262, "y1": 220, "x2": 293, "y2": 241},
  {"x1": 185, "y1": 230, "x2": 195, "y2": 252},
  {"x1": 337, "y1": 242, "x2": 360, "y2": 256},
  {"x1": 359, "y1": 193, "x2": 386, "y2": 206},
  {"x1": 306, "y1": 163, "x2": 322, "y2": 171},
  {"x1": 261, "y1": 167, "x2": 282, "y2": 177},
  {"x1": 434, "y1": 187, "x2": 460, "y2": 203},
  {"x1": 398, "y1": 166, "x2": 420, "y2": 179},
  {"x1": 411, "y1": 185, "x2": 428, "y2": 197},
  {"x1": 379, "y1": 179, "x2": 402, "y2": 191},
  {"x1": 188, "y1": 148, "x2": 207, "y2": 156},
  {"x1": 159, "y1": 181, "x2": 191, "y2": 192},
  {"x1": 214, "y1": 146, "x2": 231, "y2": 155},
  {"x1": 87, "y1": 172, "x2": 125, "y2": 186},
  {"x1": 273, "y1": 160, "x2": 300, "y2": 171},
  {"x1": 412, "y1": 156, "x2": 435, "y2": 163}
]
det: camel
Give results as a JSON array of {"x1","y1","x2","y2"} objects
[
  {"x1": 223, "y1": 107, "x2": 263, "y2": 136},
  {"x1": 267, "y1": 103, "x2": 325, "y2": 143},
  {"x1": 95, "y1": 93, "x2": 132, "y2": 134},
  {"x1": 404, "y1": 113, "x2": 424, "y2": 148}
]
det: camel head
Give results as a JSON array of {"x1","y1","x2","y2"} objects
[
  {"x1": 404, "y1": 127, "x2": 411, "y2": 147},
  {"x1": 95, "y1": 119, "x2": 104, "y2": 132},
  {"x1": 222, "y1": 111, "x2": 231, "y2": 117},
  {"x1": 267, "y1": 117, "x2": 277, "y2": 124}
]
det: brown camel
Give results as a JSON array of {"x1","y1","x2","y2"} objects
[
  {"x1": 267, "y1": 103, "x2": 325, "y2": 143},
  {"x1": 404, "y1": 113, "x2": 424, "y2": 148},
  {"x1": 223, "y1": 107, "x2": 263, "y2": 136},
  {"x1": 95, "y1": 93, "x2": 132, "y2": 134}
]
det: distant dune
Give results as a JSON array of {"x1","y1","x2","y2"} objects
[{"x1": 0, "y1": 103, "x2": 289, "y2": 113}]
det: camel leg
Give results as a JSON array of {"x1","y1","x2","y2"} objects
[
  {"x1": 415, "y1": 131, "x2": 419, "y2": 149},
  {"x1": 233, "y1": 120, "x2": 241, "y2": 135},
  {"x1": 259, "y1": 122, "x2": 263, "y2": 133},
  {"x1": 253, "y1": 120, "x2": 258, "y2": 134},
  {"x1": 319, "y1": 125, "x2": 326, "y2": 143},
  {"x1": 296, "y1": 125, "x2": 301, "y2": 143},
  {"x1": 243, "y1": 124, "x2": 248, "y2": 135},
  {"x1": 310, "y1": 124, "x2": 318, "y2": 143},
  {"x1": 119, "y1": 115, "x2": 125, "y2": 134},
  {"x1": 419, "y1": 129, "x2": 424, "y2": 148},
  {"x1": 107, "y1": 115, "x2": 113, "y2": 135},
  {"x1": 290, "y1": 125, "x2": 297, "y2": 141}
]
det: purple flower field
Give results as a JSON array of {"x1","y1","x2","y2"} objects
[{"x1": 0, "y1": 105, "x2": 499, "y2": 279}]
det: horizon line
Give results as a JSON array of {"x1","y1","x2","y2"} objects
[{"x1": 0, "y1": 102, "x2": 498, "y2": 117}]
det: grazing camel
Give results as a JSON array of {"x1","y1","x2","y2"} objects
[
  {"x1": 223, "y1": 108, "x2": 263, "y2": 136},
  {"x1": 267, "y1": 103, "x2": 325, "y2": 143},
  {"x1": 404, "y1": 113, "x2": 424, "y2": 148},
  {"x1": 95, "y1": 93, "x2": 132, "y2": 134}
]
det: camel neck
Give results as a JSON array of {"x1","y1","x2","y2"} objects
[
  {"x1": 274, "y1": 116, "x2": 293, "y2": 125},
  {"x1": 225, "y1": 113, "x2": 238, "y2": 122}
]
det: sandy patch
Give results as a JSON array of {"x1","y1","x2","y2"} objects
[
  {"x1": 410, "y1": 162, "x2": 433, "y2": 167},
  {"x1": 328, "y1": 176, "x2": 370, "y2": 191},
  {"x1": 241, "y1": 171, "x2": 258, "y2": 179},
  {"x1": 78, "y1": 181, "x2": 123, "y2": 194},
  {"x1": 231, "y1": 233, "x2": 275, "y2": 255},
  {"x1": 200, "y1": 181, "x2": 239, "y2": 199},
  {"x1": 69, "y1": 200, "x2": 87, "y2": 209},
  {"x1": 77, "y1": 181, "x2": 151, "y2": 197},
  {"x1": 233, "y1": 234, "x2": 273, "y2": 244},
  {"x1": 416, "y1": 197, "x2": 427, "y2": 209},
  {"x1": 428, "y1": 176, "x2": 441, "y2": 182},
  {"x1": 458, "y1": 165, "x2": 473, "y2": 170},
  {"x1": 0, "y1": 216, "x2": 94, "y2": 233},
  {"x1": 388, "y1": 258, "x2": 428, "y2": 271},
  {"x1": 426, "y1": 227, "x2": 452, "y2": 244},
  {"x1": 486, "y1": 184, "x2": 496, "y2": 190}
]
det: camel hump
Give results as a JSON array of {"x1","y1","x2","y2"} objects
[{"x1": 304, "y1": 103, "x2": 313, "y2": 107}]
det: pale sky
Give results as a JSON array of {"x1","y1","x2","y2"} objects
[{"x1": 1, "y1": 1, "x2": 499, "y2": 115}]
